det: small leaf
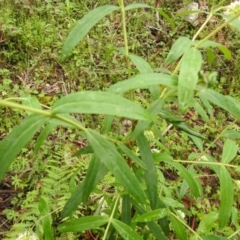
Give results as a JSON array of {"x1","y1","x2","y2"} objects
[
  {"x1": 158, "y1": 109, "x2": 185, "y2": 123},
  {"x1": 165, "y1": 36, "x2": 192, "y2": 65},
  {"x1": 221, "y1": 139, "x2": 238, "y2": 164},
  {"x1": 158, "y1": 9, "x2": 175, "y2": 31},
  {"x1": 201, "y1": 235, "x2": 229, "y2": 240},
  {"x1": 112, "y1": 219, "x2": 142, "y2": 240},
  {"x1": 125, "y1": 3, "x2": 151, "y2": 11},
  {"x1": 21, "y1": 95, "x2": 42, "y2": 115},
  {"x1": 52, "y1": 91, "x2": 153, "y2": 121},
  {"x1": 58, "y1": 216, "x2": 109, "y2": 232},
  {"x1": 134, "y1": 208, "x2": 169, "y2": 222},
  {"x1": 170, "y1": 214, "x2": 187, "y2": 240},
  {"x1": 108, "y1": 73, "x2": 176, "y2": 95},
  {"x1": 219, "y1": 166, "x2": 234, "y2": 228},
  {"x1": 178, "y1": 47, "x2": 202, "y2": 113},
  {"x1": 86, "y1": 129, "x2": 147, "y2": 204},
  {"x1": 191, "y1": 99, "x2": 210, "y2": 122},
  {"x1": 197, "y1": 211, "x2": 218, "y2": 235},
  {"x1": 0, "y1": 114, "x2": 47, "y2": 182},
  {"x1": 61, "y1": 5, "x2": 119, "y2": 60},
  {"x1": 39, "y1": 197, "x2": 54, "y2": 240}
]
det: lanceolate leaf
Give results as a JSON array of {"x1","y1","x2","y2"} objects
[
  {"x1": 112, "y1": 219, "x2": 142, "y2": 240},
  {"x1": 165, "y1": 36, "x2": 192, "y2": 66},
  {"x1": 198, "y1": 89, "x2": 240, "y2": 119},
  {"x1": 137, "y1": 133, "x2": 158, "y2": 209},
  {"x1": 197, "y1": 211, "x2": 218, "y2": 235},
  {"x1": 134, "y1": 208, "x2": 169, "y2": 222},
  {"x1": 61, "y1": 5, "x2": 120, "y2": 60},
  {"x1": 61, "y1": 155, "x2": 108, "y2": 217},
  {"x1": 219, "y1": 166, "x2": 234, "y2": 228},
  {"x1": 221, "y1": 139, "x2": 238, "y2": 164},
  {"x1": 178, "y1": 47, "x2": 202, "y2": 113},
  {"x1": 85, "y1": 129, "x2": 147, "y2": 204},
  {"x1": 58, "y1": 216, "x2": 109, "y2": 232},
  {"x1": 52, "y1": 91, "x2": 153, "y2": 121},
  {"x1": 125, "y1": 3, "x2": 151, "y2": 11},
  {"x1": 38, "y1": 197, "x2": 54, "y2": 240},
  {"x1": 170, "y1": 214, "x2": 187, "y2": 240},
  {"x1": 108, "y1": 73, "x2": 176, "y2": 95},
  {"x1": 0, "y1": 114, "x2": 48, "y2": 182}
]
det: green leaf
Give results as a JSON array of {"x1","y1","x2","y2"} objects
[
  {"x1": 201, "y1": 235, "x2": 229, "y2": 240},
  {"x1": 219, "y1": 166, "x2": 234, "y2": 228},
  {"x1": 158, "y1": 109, "x2": 185, "y2": 123},
  {"x1": 178, "y1": 47, "x2": 202, "y2": 113},
  {"x1": 121, "y1": 194, "x2": 131, "y2": 225},
  {"x1": 221, "y1": 139, "x2": 238, "y2": 164},
  {"x1": 21, "y1": 95, "x2": 42, "y2": 115},
  {"x1": 198, "y1": 89, "x2": 240, "y2": 119},
  {"x1": 0, "y1": 114, "x2": 47, "y2": 182},
  {"x1": 191, "y1": 99, "x2": 210, "y2": 122},
  {"x1": 170, "y1": 214, "x2": 187, "y2": 240},
  {"x1": 61, "y1": 5, "x2": 119, "y2": 60},
  {"x1": 108, "y1": 73, "x2": 176, "y2": 95},
  {"x1": 85, "y1": 129, "x2": 147, "y2": 204},
  {"x1": 165, "y1": 36, "x2": 192, "y2": 65},
  {"x1": 159, "y1": 197, "x2": 184, "y2": 208},
  {"x1": 125, "y1": 3, "x2": 151, "y2": 11},
  {"x1": 158, "y1": 159, "x2": 202, "y2": 197},
  {"x1": 112, "y1": 219, "x2": 142, "y2": 240},
  {"x1": 137, "y1": 133, "x2": 158, "y2": 209},
  {"x1": 38, "y1": 197, "x2": 54, "y2": 240},
  {"x1": 117, "y1": 142, "x2": 147, "y2": 170},
  {"x1": 58, "y1": 216, "x2": 109, "y2": 232},
  {"x1": 127, "y1": 98, "x2": 165, "y2": 141},
  {"x1": 158, "y1": 9, "x2": 175, "y2": 31},
  {"x1": 197, "y1": 211, "x2": 218, "y2": 235},
  {"x1": 61, "y1": 155, "x2": 108, "y2": 217},
  {"x1": 197, "y1": 40, "x2": 231, "y2": 60},
  {"x1": 129, "y1": 54, "x2": 159, "y2": 99},
  {"x1": 52, "y1": 91, "x2": 153, "y2": 121},
  {"x1": 220, "y1": 130, "x2": 240, "y2": 139},
  {"x1": 134, "y1": 208, "x2": 169, "y2": 222}
]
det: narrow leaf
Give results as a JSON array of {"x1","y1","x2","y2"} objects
[
  {"x1": 165, "y1": 36, "x2": 192, "y2": 65},
  {"x1": 61, "y1": 155, "x2": 108, "y2": 217},
  {"x1": 159, "y1": 197, "x2": 184, "y2": 208},
  {"x1": 197, "y1": 211, "x2": 218, "y2": 235},
  {"x1": 170, "y1": 214, "x2": 187, "y2": 240},
  {"x1": 38, "y1": 197, "x2": 54, "y2": 240},
  {"x1": 125, "y1": 3, "x2": 151, "y2": 11},
  {"x1": 220, "y1": 129, "x2": 240, "y2": 139},
  {"x1": 61, "y1": 5, "x2": 119, "y2": 60},
  {"x1": 178, "y1": 47, "x2": 202, "y2": 113},
  {"x1": 137, "y1": 133, "x2": 158, "y2": 209},
  {"x1": 219, "y1": 166, "x2": 234, "y2": 228},
  {"x1": 134, "y1": 208, "x2": 169, "y2": 222},
  {"x1": 201, "y1": 235, "x2": 229, "y2": 240},
  {"x1": 52, "y1": 91, "x2": 152, "y2": 121},
  {"x1": 112, "y1": 219, "x2": 142, "y2": 240},
  {"x1": 58, "y1": 216, "x2": 109, "y2": 232},
  {"x1": 108, "y1": 73, "x2": 176, "y2": 94},
  {"x1": 221, "y1": 139, "x2": 238, "y2": 164},
  {"x1": 121, "y1": 194, "x2": 131, "y2": 226},
  {"x1": 85, "y1": 129, "x2": 146, "y2": 204},
  {"x1": 0, "y1": 114, "x2": 47, "y2": 182}
]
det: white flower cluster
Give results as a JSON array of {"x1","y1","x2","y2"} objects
[
  {"x1": 16, "y1": 231, "x2": 38, "y2": 240},
  {"x1": 224, "y1": 0, "x2": 240, "y2": 18}
]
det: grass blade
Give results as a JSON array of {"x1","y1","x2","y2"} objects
[{"x1": 61, "y1": 5, "x2": 119, "y2": 60}]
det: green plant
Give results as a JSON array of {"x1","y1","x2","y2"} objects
[{"x1": 1, "y1": 0, "x2": 240, "y2": 239}]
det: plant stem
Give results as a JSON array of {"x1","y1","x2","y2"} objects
[{"x1": 102, "y1": 195, "x2": 120, "y2": 240}]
